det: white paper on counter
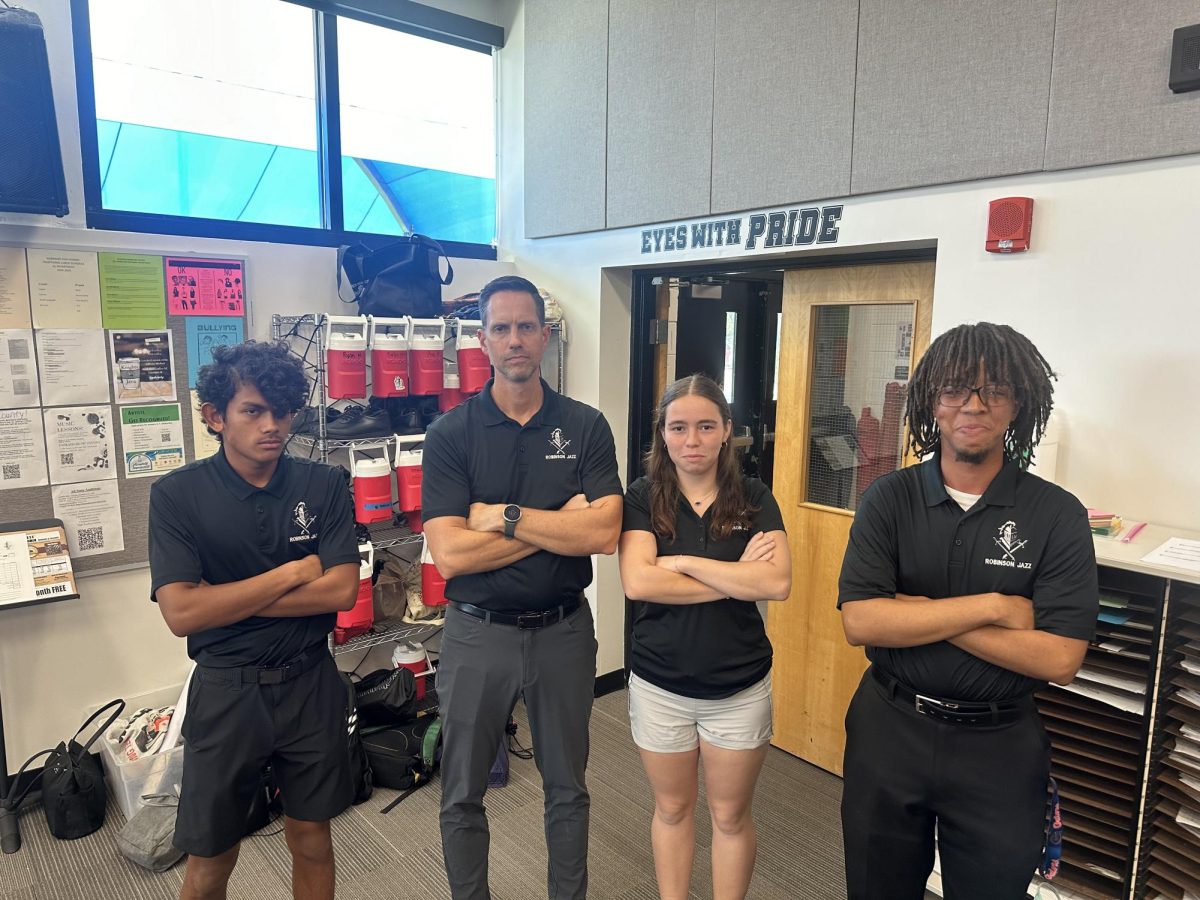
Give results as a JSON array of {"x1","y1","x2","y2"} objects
[
  {"x1": 52, "y1": 480, "x2": 124, "y2": 558},
  {"x1": 35, "y1": 329, "x2": 111, "y2": 406},
  {"x1": 1141, "y1": 537, "x2": 1200, "y2": 575},
  {"x1": 43, "y1": 405, "x2": 117, "y2": 484}
]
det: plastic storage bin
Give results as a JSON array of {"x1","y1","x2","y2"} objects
[{"x1": 93, "y1": 685, "x2": 187, "y2": 822}]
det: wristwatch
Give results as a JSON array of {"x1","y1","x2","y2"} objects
[{"x1": 502, "y1": 504, "x2": 522, "y2": 539}]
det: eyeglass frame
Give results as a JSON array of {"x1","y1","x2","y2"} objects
[{"x1": 936, "y1": 383, "x2": 1016, "y2": 408}]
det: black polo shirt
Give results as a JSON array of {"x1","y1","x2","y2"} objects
[
  {"x1": 421, "y1": 378, "x2": 622, "y2": 613},
  {"x1": 148, "y1": 448, "x2": 359, "y2": 667},
  {"x1": 838, "y1": 454, "x2": 1098, "y2": 701},
  {"x1": 623, "y1": 475, "x2": 785, "y2": 700}
]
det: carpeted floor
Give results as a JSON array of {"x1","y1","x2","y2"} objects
[{"x1": 0, "y1": 690, "x2": 849, "y2": 899}]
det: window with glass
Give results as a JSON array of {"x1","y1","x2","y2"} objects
[
  {"x1": 805, "y1": 303, "x2": 914, "y2": 511},
  {"x1": 74, "y1": 0, "x2": 499, "y2": 254}
]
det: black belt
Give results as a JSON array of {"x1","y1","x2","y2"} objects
[
  {"x1": 199, "y1": 643, "x2": 328, "y2": 686},
  {"x1": 454, "y1": 595, "x2": 582, "y2": 629},
  {"x1": 871, "y1": 666, "x2": 1025, "y2": 727}
]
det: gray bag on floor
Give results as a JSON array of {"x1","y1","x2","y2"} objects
[{"x1": 116, "y1": 793, "x2": 184, "y2": 872}]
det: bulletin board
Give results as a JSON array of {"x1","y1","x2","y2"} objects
[{"x1": 0, "y1": 244, "x2": 249, "y2": 576}]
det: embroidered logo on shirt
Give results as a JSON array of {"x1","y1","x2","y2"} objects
[
  {"x1": 545, "y1": 427, "x2": 577, "y2": 460},
  {"x1": 984, "y1": 520, "x2": 1031, "y2": 569},
  {"x1": 289, "y1": 501, "x2": 318, "y2": 543}
]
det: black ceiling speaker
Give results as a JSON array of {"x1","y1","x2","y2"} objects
[
  {"x1": 0, "y1": 7, "x2": 69, "y2": 216},
  {"x1": 1169, "y1": 24, "x2": 1200, "y2": 93}
]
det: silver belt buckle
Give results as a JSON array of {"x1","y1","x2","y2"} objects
[{"x1": 914, "y1": 693, "x2": 958, "y2": 715}]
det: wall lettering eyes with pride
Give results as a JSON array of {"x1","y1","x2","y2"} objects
[{"x1": 640, "y1": 205, "x2": 843, "y2": 255}]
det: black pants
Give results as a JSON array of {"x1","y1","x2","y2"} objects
[{"x1": 841, "y1": 669, "x2": 1050, "y2": 900}]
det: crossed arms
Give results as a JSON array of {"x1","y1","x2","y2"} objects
[
  {"x1": 423, "y1": 493, "x2": 623, "y2": 579},
  {"x1": 840, "y1": 592, "x2": 1087, "y2": 685},
  {"x1": 619, "y1": 529, "x2": 791, "y2": 605},
  {"x1": 156, "y1": 556, "x2": 359, "y2": 638}
]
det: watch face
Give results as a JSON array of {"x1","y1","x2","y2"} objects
[{"x1": 504, "y1": 504, "x2": 521, "y2": 523}]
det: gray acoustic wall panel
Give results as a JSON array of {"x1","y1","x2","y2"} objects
[
  {"x1": 524, "y1": 0, "x2": 609, "y2": 238},
  {"x1": 851, "y1": 0, "x2": 1057, "y2": 196},
  {"x1": 606, "y1": 0, "x2": 717, "y2": 229},
  {"x1": 1045, "y1": 1, "x2": 1200, "y2": 171},
  {"x1": 711, "y1": 0, "x2": 858, "y2": 214}
]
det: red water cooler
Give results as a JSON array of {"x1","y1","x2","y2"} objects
[
  {"x1": 421, "y1": 535, "x2": 447, "y2": 607},
  {"x1": 439, "y1": 372, "x2": 464, "y2": 413},
  {"x1": 408, "y1": 318, "x2": 446, "y2": 395},
  {"x1": 351, "y1": 451, "x2": 393, "y2": 525},
  {"x1": 456, "y1": 319, "x2": 490, "y2": 393},
  {"x1": 394, "y1": 436, "x2": 423, "y2": 533},
  {"x1": 324, "y1": 315, "x2": 368, "y2": 399},
  {"x1": 367, "y1": 315, "x2": 410, "y2": 398},
  {"x1": 335, "y1": 543, "x2": 375, "y2": 645},
  {"x1": 391, "y1": 643, "x2": 429, "y2": 700}
]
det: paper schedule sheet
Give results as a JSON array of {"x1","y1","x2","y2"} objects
[{"x1": 1141, "y1": 537, "x2": 1200, "y2": 575}]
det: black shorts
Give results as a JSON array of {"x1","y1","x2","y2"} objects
[{"x1": 174, "y1": 648, "x2": 352, "y2": 858}]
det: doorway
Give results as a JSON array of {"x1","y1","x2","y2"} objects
[{"x1": 627, "y1": 253, "x2": 935, "y2": 775}]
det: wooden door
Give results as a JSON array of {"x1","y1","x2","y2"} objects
[{"x1": 767, "y1": 262, "x2": 934, "y2": 774}]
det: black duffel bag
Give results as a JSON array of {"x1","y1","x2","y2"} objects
[
  {"x1": 361, "y1": 716, "x2": 443, "y2": 813},
  {"x1": 352, "y1": 667, "x2": 417, "y2": 727},
  {"x1": 5, "y1": 699, "x2": 125, "y2": 840},
  {"x1": 339, "y1": 234, "x2": 454, "y2": 319}
]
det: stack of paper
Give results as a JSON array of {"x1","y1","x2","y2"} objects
[{"x1": 1087, "y1": 508, "x2": 1122, "y2": 536}]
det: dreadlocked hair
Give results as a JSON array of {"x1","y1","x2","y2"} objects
[
  {"x1": 905, "y1": 322, "x2": 1056, "y2": 467},
  {"x1": 646, "y1": 374, "x2": 757, "y2": 542}
]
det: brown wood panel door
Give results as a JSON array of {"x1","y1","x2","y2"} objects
[{"x1": 767, "y1": 262, "x2": 934, "y2": 774}]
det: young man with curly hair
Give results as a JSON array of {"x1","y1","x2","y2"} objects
[{"x1": 148, "y1": 341, "x2": 360, "y2": 900}]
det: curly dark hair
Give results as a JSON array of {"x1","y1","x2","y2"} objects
[
  {"x1": 905, "y1": 322, "x2": 1056, "y2": 466},
  {"x1": 195, "y1": 341, "x2": 308, "y2": 440},
  {"x1": 646, "y1": 374, "x2": 756, "y2": 542}
]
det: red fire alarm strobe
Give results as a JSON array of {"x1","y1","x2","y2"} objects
[{"x1": 986, "y1": 197, "x2": 1034, "y2": 253}]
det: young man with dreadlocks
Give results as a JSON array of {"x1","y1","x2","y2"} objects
[{"x1": 836, "y1": 323, "x2": 1098, "y2": 900}]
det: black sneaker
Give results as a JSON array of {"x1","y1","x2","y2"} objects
[
  {"x1": 395, "y1": 407, "x2": 423, "y2": 435},
  {"x1": 324, "y1": 403, "x2": 393, "y2": 439},
  {"x1": 290, "y1": 406, "x2": 340, "y2": 435}
]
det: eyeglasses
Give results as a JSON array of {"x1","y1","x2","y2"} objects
[{"x1": 937, "y1": 383, "x2": 1014, "y2": 408}]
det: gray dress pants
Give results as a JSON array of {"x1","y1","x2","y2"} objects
[{"x1": 437, "y1": 600, "x2": 598, "y2": 900}]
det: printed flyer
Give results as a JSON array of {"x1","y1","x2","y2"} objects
[{"x1": 120, "y1": 403, "x2": 186, "y2": 478}]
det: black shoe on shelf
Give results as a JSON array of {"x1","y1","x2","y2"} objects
[
  {"x1": 291, "y1": 405, "x2": 339, "y2": 435},
  {"x1": 324, "y1": 403, "x2": 393, "y2": 439},
  {"x1": 395, "y1": 407, "x2": 423, "y2": 435}
]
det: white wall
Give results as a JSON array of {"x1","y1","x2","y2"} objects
[
  {"x1": 492, "y1": 2, "x2": 1200, "y2": 675},
  {"x1": 0, "y1": 0, "x2": 512, "y2": 761}
]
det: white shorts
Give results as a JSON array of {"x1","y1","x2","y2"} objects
[{"x1": 628, "y1": 671, "x2": 773, "y2": 753}]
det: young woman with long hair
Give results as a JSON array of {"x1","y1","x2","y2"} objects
[{"x1": 619, "y1": 374, "x2": 791, "y2": 900}]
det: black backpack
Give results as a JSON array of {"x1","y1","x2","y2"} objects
[
  {"x1": 338, "y1": 235, "x2": 454, "y2": 319},
  {"x1": 340, "y1": 674, "x2": 374, "y2": 805},
  {"x1": 361, "y1": 716, "x2": 443, "y2": 813}
]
